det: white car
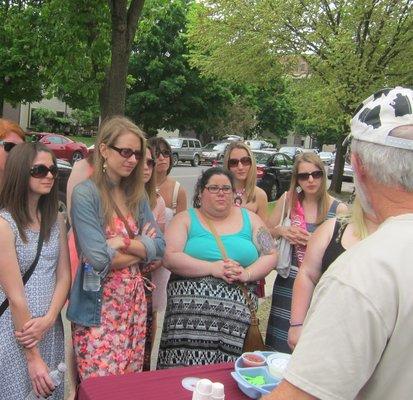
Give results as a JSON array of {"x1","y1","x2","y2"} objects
[
  {"x1": 319, "y1": 151, "x2": 334, "y2": 165},
  {"x1": 328, "y1": 162, "x2": 353, "y2": 181}
]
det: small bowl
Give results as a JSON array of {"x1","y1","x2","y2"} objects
[
  {"x1": 241, "y1": 352, "x2": 266, "y2": 367},
  {"x1": 266, "y1": 353, "x2": 291, "y2": 379}
]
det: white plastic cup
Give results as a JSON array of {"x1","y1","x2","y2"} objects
[
  {"x1": 211, "y1": 382, "x2": 224, "y2": 397},
  {"x1": 195, "y1": 379, "x2": 212, "y2": 398}
]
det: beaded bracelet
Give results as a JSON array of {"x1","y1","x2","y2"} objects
[{"x1": 289, "y1": 322, "x2": 303, "y2": 327}]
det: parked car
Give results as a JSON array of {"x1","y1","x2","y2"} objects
[
  {"x1": 253, "y1": 150, "x2": 294, "y2": 201},
  {"x1": 200, "y1": 142, "x2": 230, "y2": 165},
  {"x1": 166, "y1": 137, "x2": 202, "y2": 167},
  {"x1": 245, "y1": 140, "x2": 273, "y2": 150},
  {"x1": 279, "y1": 146, "x2": 303, "y2": 160},
  {"x1": 328, "y1": 162, "x2": 354, "y2": 181},
  {"x1": 31, "y1": 132, "x2": 89, "y2": 164},
  {"x1": 319, "y1": 151, "x2": 334, "y2": 165}
]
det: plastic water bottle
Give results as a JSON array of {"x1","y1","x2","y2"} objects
[
  {"x1": 82, "y1": 262, "x2": 101, "y2": 291},
  {"x1": 26, "y1": 363, "x2": 67, "y2": 399}
]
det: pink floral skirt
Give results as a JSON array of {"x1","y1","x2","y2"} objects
[{"x1": 73, "y1": 267, "x2": 147, "y2": 380}]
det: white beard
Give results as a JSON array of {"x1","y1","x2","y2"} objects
[{"x1": 353, "y1": 174, "x2": 377, "y2": 218}]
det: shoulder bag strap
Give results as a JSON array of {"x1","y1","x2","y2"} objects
[
  {"x1": 201, "y1": 213, "x2": 258, "y2": 321},
  {"x1": 0, "y1": 228, "x2": 44, "y2": 318},
  {"x1": 171, "y1": 181, "x2": 180, "y2": 215},
  {"x1": 110, "y1": 200, "x2": 135, "y2": 240}
]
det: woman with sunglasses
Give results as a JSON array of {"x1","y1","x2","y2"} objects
[
  {"x1": 66, "y1": 116, "x2": 165, "y2": 380},
  {"x1": 157, "y1": 167, "x2": 276, "y2": 369},
  {"x1": 223, "y1": 141, "x2": 268, "y2": 223},
  {"x1": 147, "y1": 137, "x2": 187, "y2": 366},
  {"x1": 0, "y1": 143, "x2": 71, "y2": 399},
  {"x1": 266, "y1": 152, "x2": 347, "y2": 353},
  {"x1": 0, "y1": 118, "x2": 26, "y2": 186}
]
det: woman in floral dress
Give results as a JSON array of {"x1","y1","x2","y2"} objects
[{"x1": 67, "y1": 116, "x2": 165, "y2": 380}]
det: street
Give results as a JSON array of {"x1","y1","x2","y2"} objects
[{"x1": 170, "y1": 163, "x2": 354, "y2": 208}]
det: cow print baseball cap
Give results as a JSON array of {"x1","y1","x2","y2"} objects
[{"x1": 347, "y1": 87, "x2": 413, "y2": 151}]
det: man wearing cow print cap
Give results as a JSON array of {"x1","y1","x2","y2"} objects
[{"x1": 264, "y1": 87, "x2": 413, "y2": 400}]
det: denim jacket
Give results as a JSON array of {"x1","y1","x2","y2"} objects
[{"x1": 66, "y1": 179, "x2": 165, "y2": 327}]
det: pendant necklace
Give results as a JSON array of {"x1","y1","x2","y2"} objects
[{"x1": 234, "y1": 187, "x2": 245, "y2": 207}]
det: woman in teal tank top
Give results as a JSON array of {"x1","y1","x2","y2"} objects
[{"x1": 157, "y1": 167, "x2": 277, "y2": 369}]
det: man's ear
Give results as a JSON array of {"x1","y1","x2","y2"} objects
[{"x1": 351, "y1": 153, "x2": 366, "y2": 183}]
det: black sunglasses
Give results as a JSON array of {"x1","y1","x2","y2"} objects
[
  {"x1": 30, "y1": 164, "x2": 59, "y2": 179},
  {"x1": 228, "y1": 156, "x2": 252, "y2": 168},
  {"x1": 109, "y1": 145, "x2": 143, "y2": 161},
  {"x1": 297, "y1": 170, "x2": 324, "y2": 181},
  {"x1": 0, "y1": 140, "x2": 18, "y2": 152},
  {"x1": 146, "y1": 158, "x2": 156, "y2": 168},
  {"x1": 155, "y1": 149, "x2": 171, "y2": 158}
]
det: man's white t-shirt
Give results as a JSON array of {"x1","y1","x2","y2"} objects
[{"x1": 284, "y1": 214, "x2": 413, "y2": 400}]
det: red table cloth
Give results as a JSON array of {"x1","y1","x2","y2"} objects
[{"x1": 77, "y1": 362, "x2": 250, "y2": 400}]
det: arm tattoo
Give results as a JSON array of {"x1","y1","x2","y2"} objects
[{"x1": 255, "y1": 226, "x2": 276, "y2": 255}]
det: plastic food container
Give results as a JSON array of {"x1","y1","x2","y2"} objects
[
  {"x1": 241, "y1": 352, "x2": 266, "y2": 367},
  {"x1": 266, "y1": 353, "x2": 291, "y2": 379},
  {"x1": 232, "y1": 351, "x2": 288, "y2": 398}
]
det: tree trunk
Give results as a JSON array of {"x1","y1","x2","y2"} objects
[
  {"x1": 100, "y1": 0, "x2": 145, "y2": 120},
  {"x1": 328, "y1": 134, "x2": 348, "y2": 194},
  {"x1": 0, "y1": 96, "x2": 3, "y2": 118}
]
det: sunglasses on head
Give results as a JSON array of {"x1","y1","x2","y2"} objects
[
  {"x1": 0, "y1": 140, "x2": 18, "y2": 153},
  {"x1": 228, "y1": 156, "x2": 252, "y2": 168},
  {"x1": 146, "y1": 158, "x2": 156, "y2": 168},
  {"x1": 109, "y1": 145, "x2": 143, "y2": 161},
  {"x1": 156, "y1": 149, "x2": 171, "y2": 158},
  {"x1": 297, "y1": 170, "x2": 324, "y2": 181},
  {"x1": 30, "y1": 164, "x2": 58, "y2": 179}
]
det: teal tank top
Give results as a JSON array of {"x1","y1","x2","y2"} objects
[{"x1": 184, "y1": 208, "x2": 259, "y2": 267}]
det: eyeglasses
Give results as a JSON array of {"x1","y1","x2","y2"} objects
[
  {"x1": 146, "y1": 158, "x2": 156, "y2": 168},
  {"x1": 205, "y1": 185, "x2": 233, "y2": 194},
  {"x1": 0, "y1": 140, "x2": 18, "y2": 152},
  {"x1": 109, "y1": 145, "x2": 143, "y2": 161},
  {"x1": 156, "y1": 149, "x2": 171, "y2": 158},
  {"x1": 297, "y1": 170, "x2": 324, "y2": 181},
  {"x1": 228, "y1": 156, "x2": 252, "y2": 168},
  {"x1": 30, "y1": 164, "x2": 59, "y2": 179}
]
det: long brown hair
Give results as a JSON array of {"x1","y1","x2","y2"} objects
[
  {"x1": 289, "y1": 153, "x2": 329, "y2": 224},
  {"x1": 92, "y1": 116, "x2": 146, "y2": 227},
  {"x1": 148, "y1": 137, "x2": 173, "y2": 175},
  {"x1": 0, "y1": 142, "x2": 58, "y2": 242},
  {"x1": 145, "y1": 146, "x2": 157, "y2": 210},
  {"x1": 223, "y1": 141, "x2": 257, "y2": 203}
]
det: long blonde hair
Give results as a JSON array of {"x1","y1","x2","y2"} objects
[
  {"x1": 289, "y1": 153, "x2": 329, "y2": 224},
  {"x1": 337, "y1": 196, "x2": 369, "y2": 240},
  {"x1": 223, "y1": 141, "x2": 257, "y2": 203},
  {"x1": 93, "y1": 116, "x2": 146, "y2": 226}
]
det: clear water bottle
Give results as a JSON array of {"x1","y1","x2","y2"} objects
[
  {"x1": 26, "y1": 363, "x2": 66, "y2": 399},
  {"x1": 82, "y1": 262, "x2": 101, "y2": 291}
]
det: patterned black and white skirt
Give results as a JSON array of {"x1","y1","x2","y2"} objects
[{"x1": 157, "y1": 276, "x2": 257, "y2": 369}]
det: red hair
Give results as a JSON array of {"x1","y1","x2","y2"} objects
[{"x1": 0, "y1": 118, "x2": 25, "y2": 140}]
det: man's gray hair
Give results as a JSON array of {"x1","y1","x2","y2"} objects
[{"x1": 351, "y1": 134, "x2": 413, "y2": 192}]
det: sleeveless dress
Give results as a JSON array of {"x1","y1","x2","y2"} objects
[
  {"x1": 0, "y1": 211, "x2": 64, "y2": 400},
  {"x1": 265, "y1": 200, "x2": 340, "y2": 353},
  {"x1": 72, "y1": 215, "x2": 147, "y2": 380},
  {"x1": 321, "y1": 219, "x2": 348, "y2": 274},
  {"x1": 157, "y1": 208, "x2": 259, "y2": 369}
]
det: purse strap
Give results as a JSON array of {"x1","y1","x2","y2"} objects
[
  {"x1": 0, "y1": 228, "x2": 44, "y2": 318},
  {"x1": 110, "y1": 200, "x2": 135, "y2": 239},
  {"x1": 200, "y1": 212, "x2": 258, "y2": 322},
  {"x1": 277, "y1": 192, "x2": 291, "y2": 228}
]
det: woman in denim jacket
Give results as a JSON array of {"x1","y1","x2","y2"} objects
[{"x1": 67, "y1": 116, "x2": 165, "y2": 380}]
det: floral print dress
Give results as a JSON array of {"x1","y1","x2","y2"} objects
[{"x1": 73, "y1": 215, "x2": 147, "y2": 380}]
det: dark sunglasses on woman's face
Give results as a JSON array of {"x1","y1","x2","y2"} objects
[
  {"x1": 156, "y1": 149, "x2": 171, "y2": 158},
  {"x1": 0, "y1": 140, "x2": 18, "y2": 152},
  {"x1": 146, "y1": 158, "x2": 156, "y2": 168},
  {"x1": 297, "y1": 170, "x2": 324, "y2": 181},
  {"x1": 30, "y1": 164, "x2": 59, "y2": 179},
  {"x1": 228, "y1": 156, "x2": 252, "y2": 168},
  {"x1": 109, "y1": 145, "x2": 143, "y2": 161}
]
